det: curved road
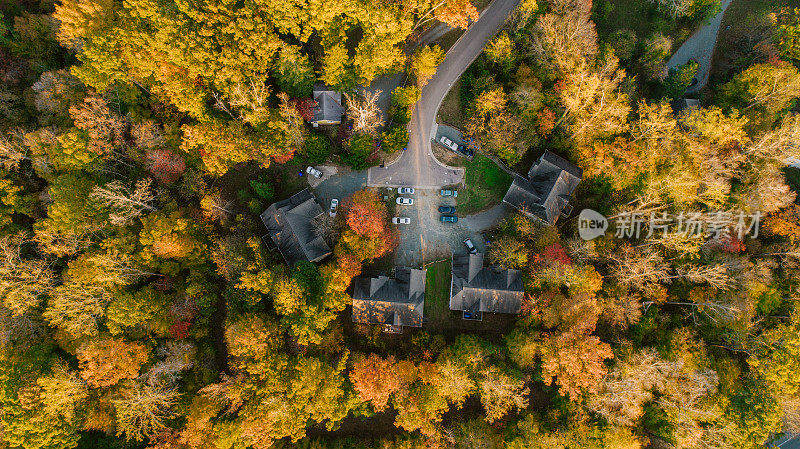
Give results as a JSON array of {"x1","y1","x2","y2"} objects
[
  {"x1": 367, "y1": 0, "x2": 521, "y2": 189},
  {"x1": 666, "y1": 0, "x2": 733, "y2": 93}
]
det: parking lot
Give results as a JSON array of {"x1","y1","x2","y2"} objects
[{"x1": 389, "y1": 188, "x2": 488, "y2": 266}]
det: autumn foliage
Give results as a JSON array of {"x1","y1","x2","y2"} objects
[{"x1": 77, "y1": 337, "x2": 149, "y2": 387}]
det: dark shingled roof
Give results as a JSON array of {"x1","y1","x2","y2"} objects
[
  {"x1": 450, "y1": 253, "x2": 523, "y2": 314},
  {"x1": 503, "y1": 150, "x2": 582, "y2": 224},
  {"x1": 311, "y1": 86, "x2": 344, "y2": 124},
  {"x1": 352, "y1": 268, "x2": 426, "y2": 327},
  {"x1": 260, "y1": 189, "x2": 332, "y2": 266}
]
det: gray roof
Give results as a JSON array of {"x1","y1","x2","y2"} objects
[
  {"x1": 260, "y1": 189, "x2": 332, "y2": 265},
  {"x1": 503, "y1": 150, "x2": 582, "y2": 224},
  {"x1": 311, "y1": 87, "x2": 344, "y2": 123},
  {"x1": 450, "y1": 253, "x2": 523, "y2": 314},
  {"x1": 352, "y1": 268, "x2": 425, "y2": 327}
]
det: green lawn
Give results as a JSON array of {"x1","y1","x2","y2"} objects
[
  {"x1": 424, "y1": 259, "x2": 453, "y2": 330},
  {"x1": 456, "y1": 155, "x2": 513, "y2": 214}
]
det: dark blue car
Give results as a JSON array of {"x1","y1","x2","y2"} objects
[
  {"x1": 438, "y1": 206, "x2": 456, "y2": 214},
  {"x1": 440, "y1": 215, "x2": 458, "y2": 223}
]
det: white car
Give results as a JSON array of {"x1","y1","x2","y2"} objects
[
  {"x1": 396, "y1": 197, "x2": 414, "y2": 205},
  {"x1": 398, "y1": 187, "x2": 415, "y2": 195},
  {"x1": 306, "y1": 166, "x2": 323, "y2": 178},
  {"x1": 439, "y1": 136, "x2": 459, "y2": 151},
  {"x1": 392, "y1": 217, "x2": 411, "y2": 224},
  {"x1": 329, "y1": 198, "x2": 339, "y2": 217}
]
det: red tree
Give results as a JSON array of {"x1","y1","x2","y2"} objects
[
  {"x1": 146, "y1": 148, "x2": 186, "y2": 184},
  {"x1": 346, "y1": 189, "x2": 389, "y2": 238}
]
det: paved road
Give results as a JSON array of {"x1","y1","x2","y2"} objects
[
  {"x1": 666, "y1": 0, "x2": 733, "y2": 93},
  {"x1": 367, "y1": 0, "x2": 520, "y2": 189}
]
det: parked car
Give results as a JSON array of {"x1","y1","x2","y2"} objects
[
  {"x1": 329, "y1": 198, "x2": 339, "y2": 217},
  {"x1": 439, "y1": 136, "x2": 459, "y2": 151},
  {"x1": 456, "y1": 145, "x2": 474, "y2": 158},
  {"x1": 396, "y1": 197, "x2": 414, "y2": 205},
  {"x1": 440, "y1": 215, "x2": 458, "y2": 223},
  {"x1": 440, "y1": 189, "x2": 458, "y2": 197},
  {"x1": 463, "y1": 238, "x2": 477, "y2": 254},
  {"x1": 306, "y1": 166, "x2": 323, "y2": 178},
  {"x1": 398, "y1": 187, "x2": 415, "y2": 194},
  {"x1": 438, "y1": 205, "x2": 456, "y2": 214},
  {"x1": 392, "y1": 217, "x2": 411, "y2": 224}
]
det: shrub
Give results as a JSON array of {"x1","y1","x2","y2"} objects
[
  {"x1": 344, "y1": 134, "x2": 374, "y2": 170},
  {"x1": 305, "y1": 133, "x2": 332, "y2": 164}
]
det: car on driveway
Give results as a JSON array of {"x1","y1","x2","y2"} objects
[
  {"x1": 440, "y1": 189, "x2": 458, "y2": 197},
  {"x1": 440, "y1": 215, "x2": 458, "y2": 223},
  {"x1": 306, "y1": 166, "x2": 323, "y2": 178},
  {"x1": 398, "y1": 187, "x2": 415, "y2": 194},
  {"x1": 392, "y1": 217, "x2": 411, "y2": 224},
  {"x1": 439, "y1": 136, "x2": 459, "y2": 151},
  {"x1": 396, "y1": 197, "x2": 414, "y2": 205},
  {"x1": 438, "y1": 205, "x2": 456, "y2": 214},
  {"x1": 329, "y1": 199, "x2": 339, "y2": 217},
  {"x1": 456, "y1": 145, "x2": 474, "y2": 158},
  {"x1": 463, "y1": 238, "x2": 477, "y2": 254}
]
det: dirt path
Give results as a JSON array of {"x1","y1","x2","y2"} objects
[{"x1": 666, "y1": 0, "x2": 734, "y2": 93}]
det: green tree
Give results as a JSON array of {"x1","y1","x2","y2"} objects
[
  {"x1": 381, "y1": 125, "x2": 408, "y2": 154},
  {"x1": 274, "y1": 44, "x2": 315, "y2": 98},
  {"x1": 774, "y1": 8, "x2": 800, "y2": 61},
  {"x1": 662, "y1": 60, "x2": 698, "y2": 99}
]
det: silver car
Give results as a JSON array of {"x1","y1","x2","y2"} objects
[
  {"x1": 306, "y1": 166, "x2": 323, "y2": 178},
  {"x1": 329, "y1": 198, "x2": 339, "y2": 217},
  {"x1": 392, "y1": 217, "x2": 411, "y2": 224},
  {"x1": 398, "y1": 187, "x2": 415, "y2": 194},
  {"x1": 396, "y1": 197, "x2": 414, "y2": 205}
]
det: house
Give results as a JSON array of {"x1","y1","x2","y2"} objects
[
  {"x1": 260, "y1": 189, "x2": 332, "y2": 266},
  {"x1": 450, "y1": 253, "x2": 524, "y2": 319},
  {"x1": 309, "y1": 84, "x2": 344, "y2": 127},
  {"x1": 352, "y1": 268, "x2": 426, "y2": 333},
  {"x1": 502, "y1": 150, "x2": 582, "y2": 224}
]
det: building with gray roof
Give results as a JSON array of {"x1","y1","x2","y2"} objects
[
  {"x1": 260, "y1": 189, "x2": 332, "y2": 266},
  {"x1": 352, "y1": 268, "x2": 426, "y2": 332},
  {"x1": 310, "y1": 84, "x2": 344, "y2": 127},
  {"x1": 503, "y1": 150, "x2": 582, "y2": 224},
  {"x1": 450, "y1": 253, "x2": 524, "y2": 316}
]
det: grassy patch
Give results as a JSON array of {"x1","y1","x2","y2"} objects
[
  {"x1": 424, "y1": 259, "x2": 453, "y2": 330},
  {"x1": 456, "y1": 155, "x2": 513, "y2": 214},
  {"x1": 436, "y1": 77, "x2": 463, "y2": 128}
]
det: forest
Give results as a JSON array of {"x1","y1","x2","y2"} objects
[{"x1": 1, "y1": 0, "x2": 800, "y2": 448}]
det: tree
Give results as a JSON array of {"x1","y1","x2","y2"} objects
[
  {"x1": 537, "y1": 331, "x2": 614, "y2": 400},
  {"x1": 146, "y1": 149, "x2": 186, "y2": 184},
  {"x1": 273, "y1": 44, "x2": 315, "y2": 98},
  {"x1": 304, "y1": 133, "x2": 332, "y2": 164},
  {"x1": 641, "y1": 33, "x2": 673, "y2": 81},
  {"x1": 434, "y1": 0, "x2": 479, "y2": 29},
  {"x1": 346, "y1": 90, "x2": 384, "y2": 136},
  {"x1": 113, "y1": 380, "x2": 180, "y2": 441},
  {"x1": 349, "y1": 354, "x2": 404, "y2": 412},
  {"x1": 478, "y1": 366, "x2": 529, "y2": 422},
  {"x1": 390, "y1": 86, "x2": 420, "y2": 124},
  {"x1": 68, "y1": 95, "x2": 126, "y2": 155},
  {"x1": 90, "y1": 178, "x2": 157, "y2": 226},
  {"x1": 773, "y1": 7, "x2": 800, "y2": 61},
  {"x1": 488, "y1": 235, "x2": 529, "y2": 268},
  {"x1": 77, "y1": 337, "x2": 149, "y2": 387},
  {"x1": 532, "y1": 4, "x2": 598, "y2": 75},
  {"x1": 662, "y1": 60, "x2": 698, "y2": 98},
  {"x1": 381, "y1": 126, "x2": 408, "y2": 153},
  {"x1": 346, "y1": 189, "x2": 389, "y2": 239},
  {"x1": 720, "y1": 62, "x2": 800, "y2": 117},
  {"x1": 0, "y1": 234, "x2": 56, "y2": 316},
  {"x1": 648, "y1": 0, "x2": 722, "y2": 21},
  {"x1": 464, "y1": 87, "x2": 525, "y2": 164},
  {"x1": 43, "y1": 281, "x2": 110, "y2": 338},
  {"x1": 410, "y1": 45, "x2": 444, "y2": 87},
  {"x1": 485, "y1": 32, "x2": 516, "y2": 72}
]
